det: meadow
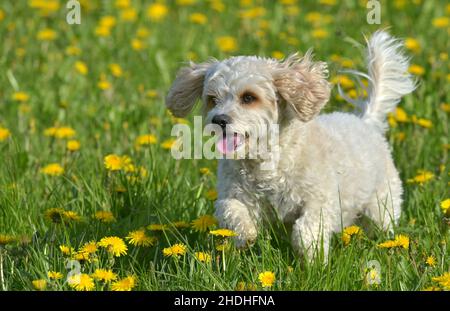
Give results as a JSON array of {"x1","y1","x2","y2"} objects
[{"x1": 0, "y1": 0, "x2": 449, "y2": 291}]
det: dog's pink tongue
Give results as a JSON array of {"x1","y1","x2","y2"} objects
[{"x1": 217, "y1": 134, "x2": 242, "y2": 155}]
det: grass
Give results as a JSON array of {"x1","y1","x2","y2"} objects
[{"x1": 0, "y1": 0, "x2": 449, "y2": 291}]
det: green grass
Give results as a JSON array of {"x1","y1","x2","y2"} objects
[{"x1": 0, "y1": 0, "x2": 448, "y2": 291}]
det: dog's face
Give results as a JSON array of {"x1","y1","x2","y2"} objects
[{"x1": 166, "y1": 52, "x2": 331, "y2": 156}]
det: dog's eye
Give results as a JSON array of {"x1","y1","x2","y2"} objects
[
  {"x1": 208, "y1": 96, "x2": 218, "y2": 106},
  {"x1": 241, "y1": 92, "x2": 256, "y2": 104}
]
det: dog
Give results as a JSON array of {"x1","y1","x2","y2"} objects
[{"x1": 166, "y1": 31, "x2": 415, "y2": 261}]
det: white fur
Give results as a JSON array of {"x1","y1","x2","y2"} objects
[{"x1": 166, "y1": 31, "x2": 414, "y2": 262}]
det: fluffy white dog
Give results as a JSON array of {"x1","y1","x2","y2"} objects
[{"x1": 166, "y1": 31, "x2": 415, "y2": 261}]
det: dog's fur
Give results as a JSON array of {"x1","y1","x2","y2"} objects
[{"x1": 166, "y1": 31, "x2": 415, "y2": 261}]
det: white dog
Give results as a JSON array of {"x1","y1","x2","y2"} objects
[{"x1": 166, "y1": 31, "x2": 415, "y2": 261}]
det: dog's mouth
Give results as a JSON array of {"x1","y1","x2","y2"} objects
[{"x1": 216, "y1": 132, "x2": 246, "y2": 155}]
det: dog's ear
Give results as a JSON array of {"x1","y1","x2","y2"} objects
[
  {"x1": 272, "y1": 50, "x2": 331, "y2": 122},
  {"x1": 166, "y1": 61, "x2": 213, "y2": 117}
]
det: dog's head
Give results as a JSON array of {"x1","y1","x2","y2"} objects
[{"x1": 166, "y1": 52, "x2": 331, "y2": 156}]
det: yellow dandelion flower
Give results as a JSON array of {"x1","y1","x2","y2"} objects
[
  {"x1": 12, "y1": 91, "x2": 29, "y2": 102},
  {"x1": 394, "y1": 107, "x2": 409, "y2": 123},
  {"x1": 47, "y1": 271, "x2": 63, "y2": 280},
  {"x1": 95, "y1": 25, "x2": 111, "y2": 37},
  {"x1": 59, "y1": 244, "x2": 74, "y2": 255},
  {"x1": 311, "y1": 28, "x2": 329, "y2": 39},
  {"x1": 136, "y1": 27, "x2": 151, "y2": 38},
  {"x1": 73, "y1": 251, "x2": 91, "y2": 262},
  {"x1": 177, "y1": 0, "x2": 196, "y2": 5},
  {"x1": 441, "y1": 103, "x2": 450, "y2": 112},
  {"x1": 404, "y1": 38, "x2": 421, "y2": 54},
  {"x1": 423, "y1": 286, "x2": 442, "y2": 291},
  {"x1": 120, "y1": 8, "x2": 137, "y2": 22},
  {"x1": 377, "y1": 234, "x2": 409, "y2": 249},
  {"x1": 80, "y1": 241, "x2": 97, "y2": 254},
  {"x1": 341, "y1": 225, "x2": 362, "y2": 246},
  {"x1": 32, "y1": 279, "x2": 47, "y2": 291},
  {"x1": 92, "y1": 269, "x2": 117, "y2": 282},
  {"x1": 98, "y1": 77, "x2": 112, "y2": 90},
  {"x1": 161, "y1": 138, "x2": 176, "y2": 150},
  {"x1": 0, "y1": 234, "x2": 15, "y2": 245},
  {"x1": 37, "y1": 28, "x2": 57, "y2": 41},
  {"x1": 147, "y1": 224, "x2": 168, "y2": 231},
  {"x1": 147, "y1": 3, "x2": 168, "y2": 22},
  {"x1": 426, "y1": 256, "x2": 436, "y2": 267},
  {"x1": 163, "y1": 243, "x2": 187, "y2": 257},
  {"x1": 126, "y1": 229, "x2": 156, "y2": 247},
  {"x1": 66, "y1": 140, "x2": 80, "y2": 152},
  {"x1": 205, "y1": 189, "x2": 218, "y2": 200},
  {"x1": 68, "y1": 273, "x2": 95, "y2": 291},
  {"x1": 111, "y1": 276, "x2": 136, "y2": 291},
  {"x1": 432, "y1": 16, "x2": 449, "y2": 28},
  {"x1": 189, "y1": 13, "x2": 207, "y2": 25},
  {"x1": 441, "y1": 199, "x2": 450, "y2": 216},
  {"x1": 432, "y1": 272, "x2": 450, "y2": 289},
  {"x1": 408, "y1": 64, "x2": 425, "y2": 76},
  {"x1": 62, "y1": 211, "x2": 81, "y2": 222},
  {"x1": 0, "y1": 127, "x2": 11, "y2": 142},
  {"x1": 65, "y1": 45, "x2": 81, "y2": 56},
  {"x1": 74, "y1": 61, "x2": 88, "y2": 75},
  {"x1": 104, "y1": 154, "x2": 132, "y2": 171},
  {"x1": 191, "y1": 215, "x2": 218, "y2": 232},
  {"x1": 271, "y1": 51, "x2": 285, "y2": 60},
  {"x1": 415, "y1": 118, "x2": 432, "y2": 129},
  {"x1": 56, "y1": 127, "x2": 76, "y2": 139},
  {"x1": 331, "y1": 75, "x2": 355, "y2": 89},
  {"x1": 98, "y1": 236, "x2": 127, "y2": 257},
  {"x1": 407, "y1": 170, "x2": 434, "y2": 184},
  {"x1": 131, "y1": 38, "x2": 145, "y2": 51},
  {"x1": 216, "y1": 36, "x2": 238, "y2": 53},
  {"x1": 209, "y1": 229, "x2": 237, "y2": 237},
  {"x1": 258, "y1": 271, "x2": 275, "y2": 288},
  {"x1": 172, "y1": 221, "x2": 190, "y2": 229},
  {"x1": 135, "y1": 134, "x2": 157, "y2": 147},
  {"x1": 0, "y1": 9, "x2": 4, "y2": 21},
  {"x1": 195, "y1": 252, "x2": 212, "y2": 263},
  {"x1": 99, "y1": 16, "x2": 116, "y2": 28},
  {"x1": 199, "y1": 167, "x2": 211, "y2": 175},
  {"x1": 115, "y1": 0, "x2": 130, "y2": 9},
  {"x1": 94, "y1": 211, "x2": 116, "y2": 223},
  {"x1": 40, "y1": 164, "x2": 64, "y2": 177},
  {"x1": 109, "y1": 63, "x2": 123, "y2": 77}
]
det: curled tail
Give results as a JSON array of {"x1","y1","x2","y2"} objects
[{"x1": 362, "y1": 30, "x2": 416, "y2": 132}]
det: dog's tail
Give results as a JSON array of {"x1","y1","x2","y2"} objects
[{"x1": 361, "y1": 30, "x2": 416, "y2": 132}]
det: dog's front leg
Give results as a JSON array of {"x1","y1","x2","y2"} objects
[{"x1": 214, "y1": 198, "x2": 259, "y2": 248}]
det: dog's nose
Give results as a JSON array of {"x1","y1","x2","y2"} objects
[{"x1": 212, "y1": 114, "x2": 232, "y2": 129}]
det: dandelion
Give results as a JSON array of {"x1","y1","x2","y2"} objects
[
  {"x1": 209, "y1": 229, "x2": 237, "y2": 237},
  {"x1": 415, "y1": 118, "x2": 432, "y2": 129},
  {"x1": 441, "y1": 199, "x2": 450, "y2": 216},
  {"x1": 161, "y1": 138, "x2": 176, "y2": 150},
  {"x1": 98, "y1": 76, "x2": 112, "y2": 90},
  {"x1": 135, "y1": 134, "x2": 157, "y2": 147},
  {"x1": 115, "y1": 0, "x2": 130, "y2": 9},
  {"x1": 136, "y1": 27, "x2": 151, "y2": 38},
  {"x1": 163, "y1": 243, "x2": 187, "y2": 257},
  {"x1": 191, "y1": 215, "x2": 217, "y2": 232},
  {"x1": 432, "y1": 17, "x2": 449, "y2": 28},
  {"x1": 47, "y1": 271, "x2": 63, "y2": 280},
  {"x1": 258, "y1": 271, "x2": 275, "y2": 288},
  {"x1": 195, "y1": 252, "x2": 212, "y2": 263},
  {"x1": 408, "y1": 64, "x2": 425, "y2": 76},
  {"x1": 0, "y1": 127, "x2": 11, "y2": 142},
  {"x1": 393, "y1": 107, "x2": 409, "y2": 123},
  {"x1": 205, "y1": 189, "x2": 218, "y2": 200},
  {"x1": 104, "y1": 154, "x2": 133, "y2": 171},
  {"x1": 331, "y1": 75, "x2": 355, "y2": 89},
  {"x1": 126, "y1": 229, "x2": 156, "y2": 247},
  {"x1": 377, "y1": 234, "x2": 409, "y2": 249},
  {"x1": 147, "y1": 224, "x2": 168, "y2": 231},
  {"x1": 190, "y1": 13, "x2": 207, "y2": 25},
  {"x1": 74, "y1": 61, "x2": 88, "y2": 75},
  {"x1": 404, "y1": 38, "x2": 421, "y2": 53},
  {"x1": 216, "y1": 36, "x2": 238, "y2": 53},
  {"x1": 147, "y1": 3, "x2": 168, "y2": 22},
  {"x1": 426, "y1": 256, "x2": 436, "y2": 267},
  {"x1": 68, "y1": 273, "x2": 95, "y2": 291},
  {"x1": 109, "y1": 63, "x2": 123, "y2": 77},
  {"x1": 65, "y1": 45, "x2": 81, "y2": 56},
  {"x1": 98, "y1": 236, "x2": 128, "y2": 257},
  {"x1": 131, "y1": 38, "x2": 145, "y2": 51},
  {"x1": 12, "y1": 92, "x2": 29, "y2": 102},
  {"x1": 432, "y1": 272, "x2": 450, "y2": 289},
  {"x1": 37, "y1": 28, "x2": 57, "y2": 41},
  {"x1": 94, "y1": 211, "x2": 116, "y2": 223},
  {"x1": 92, "y1": 269, "x2": 117, "y2": 282},
  {"x1": 111, "y1": 276, "x2": 136, "y2": 291},
  {"x1": 0, "y1": 234, "x2": 15, "y2": 245},
  {"x1": 62, "y1": 211, "x2": 81, "y2": 222},
  {"x1": 311, "y1": 29, "x2": 329, "y2": 39},
  {"x1": 341, "y1": 225, "x2": 362, "y2": 246},
  {"x1": 59, "y1": 245, "x2": 74, "y2": 255},
  {"x1": 271, "y1": 51, "x2": 285, "y2": 60},
  {"x1": 121, "y1": 8, "x2": 137, "y2": 22},
  {"x1": 441, "y1": 103, "x2": 450, "y2": 113},
  {"x1": 32, "y1": 279, "x2": 47, "y2": 291},
  {"x1": 172, "y1": 221, "x2": 190, "y2": 229},
  {"x1": 407, "y1": 170, "x2": 434, "y2": 185},
  {"x1": 80, "y1": 241, "x2": 97, "y2": 254},
  {"x1": 65, "y1": 140, "x2": 81, "y2": 152},
  {"x1": 199, "y1": 167, "x2": 211, "y2": 175}
]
